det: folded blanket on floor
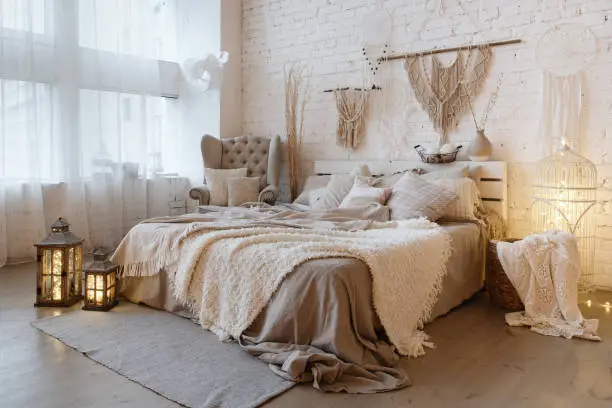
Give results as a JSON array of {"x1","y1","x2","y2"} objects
[
  {"x1": 112, "y1": 205, "x2": 452, "y2": 357},
  {"x1": 497, "y1": 231, "x2": 600, "y2": 341}
]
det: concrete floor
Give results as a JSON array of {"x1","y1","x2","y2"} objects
[{"x1": 1, "y1": 263, "x2": 612, "y2": 408}]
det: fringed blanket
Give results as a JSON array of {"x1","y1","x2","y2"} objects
[
  {"x1": 112, "y1": 206, "x2": 451, "y2": 357},
  {"x1": 498, "y1": 231, "x2": 600, "y2": 341}
]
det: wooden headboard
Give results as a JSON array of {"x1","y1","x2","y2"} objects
[{"x1": 313, "y1": 160, "x2": 508, "y2": 220}]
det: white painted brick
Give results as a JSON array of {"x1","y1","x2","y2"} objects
[{"x1": 242, "y1": 0, "x2": 612, "y2": 286}]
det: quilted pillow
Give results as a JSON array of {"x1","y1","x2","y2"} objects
[
  {"x1": 387, "y1": 173, "x2": 458, "y2": 221},
  {"x1": 339, "y1": 178, "x2": 392, "y2": 208},
  {"x1": 205, "y1": 167, "x2": 248, "y2": 206},
  {"x1": 431, "y1": 177, "x2": 481, "y2": 220}
]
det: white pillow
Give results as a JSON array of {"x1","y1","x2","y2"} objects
[
  {"x1": 294, "y1": 164, "x2": 371, "y2": 206},
  {"x1": 310, "y1": 174, "x2": 374, "y2": 211},
  {"x1": 387, "y1": 173, "x2": 458, "y2": 221},
  {"x1": 293, "y1": 175, "x2": 331, "y2": 205},
  {"x1": 432, "y1": 177, "x2": 481, "y2": 220},
  {"x1": 204, "y1": 167, "x2": 248, "y2": 206},
  {"x1": 339, "y1": 179, "x2": 392, "y2": 208}
]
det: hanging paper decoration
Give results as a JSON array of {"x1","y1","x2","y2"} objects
[
  {"x1": 334, "y1": 89, "x2": 369, "y2": 150},
  {"x1": 404, "y1": 46, "x2": 491, "y2": 146},
  {"x1": 183, "y1": 52, "x2": 229, "y2": 92}
]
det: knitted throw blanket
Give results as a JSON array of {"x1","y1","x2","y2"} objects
[
  {"x1": 498, "y1": 231, "x2": 600, "y2": 341},
  {"x1": 113, "y1": 215, "x2": 451, "y2": 357}
]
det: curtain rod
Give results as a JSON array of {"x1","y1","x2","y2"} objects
[{"x1": 382, "y1": 38, "x2": 522, "y2": 61}]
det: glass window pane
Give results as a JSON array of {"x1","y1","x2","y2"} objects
[
  {"x1": 86, "y1": 274, "x2": 95, "y2": 303},
  {"x1": 0, "y1": 0, "x2": 47, "y2": 34},
  {"x1": 0, "y1": 80, "x2": 53, "y2": 181},
  {"x1": 79, "y1": 90, "x2": 179, "y2": 178},
  {"x1": 78, "y1": 0, "x2": 177, "y2": 61}
]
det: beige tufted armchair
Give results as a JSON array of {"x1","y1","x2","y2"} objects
[{"x1": 189, "y1": 134, "x2": 281, "y2": 205}]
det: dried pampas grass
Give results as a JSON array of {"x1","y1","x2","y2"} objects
[{"x1": 284, "y1": 62, "x2": 311, "y2": 201}]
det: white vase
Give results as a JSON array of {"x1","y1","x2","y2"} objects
[{"x1": 468, "y1": 129, "x2": 492, "y2": 162}]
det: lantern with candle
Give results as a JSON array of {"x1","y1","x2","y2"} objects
[
  {"x1": 83, "y1": 248, "x2": 118, "y2": 311},
  {"x1": 34, "y1": 218, "x2": 84, "y2": 307}
]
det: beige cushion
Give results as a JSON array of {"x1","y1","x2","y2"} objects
[
  {"x1": 227, "y1": 177, "x2": 261, "y2": 207},
  {"x1": 387, "y1": 173, "x2": 458, "y2": 221},
  {"x1": 205, "y1": 167, "x2": 248, "y2": 206},
  {"x1": 339, "y1": 178, "x2": 392, "y2": 208},
  {"x1": 432, "y1": 177, "x2": 480, "y2": 220}
]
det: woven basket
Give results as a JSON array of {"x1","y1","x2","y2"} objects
[
  {"x1": 486, "y1": 239, "x2": 523, "y2": 311},
  {"x1": 414, "y1": 145, "x2": 462, "y2": 164}
]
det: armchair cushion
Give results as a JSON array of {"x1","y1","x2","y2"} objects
[
  {"x1": 205, "y1": 167, "x2": 248, "y2": 206},
  {"x1": 228, "y1": 177, "x2": 260, "y2": 206}
]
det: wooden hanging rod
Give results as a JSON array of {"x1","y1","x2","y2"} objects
[
  {"x1": 323, "y1": 85, "x2": 382, "y2": 93},
  {"x1": 382, "y1": 38, "x2": 522, "y2": 61}
]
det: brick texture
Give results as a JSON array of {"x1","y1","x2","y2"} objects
[{"x1": 242, "y1": 0, "x2": 612, "y2": 287}]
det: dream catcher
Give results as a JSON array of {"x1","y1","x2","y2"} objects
[{"x1": 536, "y1": 23, "x2": 597, "y2": 155}]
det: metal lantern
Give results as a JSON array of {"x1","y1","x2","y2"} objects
[
  {"x1": 34, "y1": 217, "x2": 84, "y2": 307},
  {"x1": 83, "y1": 248, "x2": 118, "y2": 311},
  {"x1": 531, "y1": 144, "x2": 597, "y2": 290}
]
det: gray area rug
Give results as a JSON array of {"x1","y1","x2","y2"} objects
[{"x1": 32, "y1": 303, "x2": 294, "y2": 408}]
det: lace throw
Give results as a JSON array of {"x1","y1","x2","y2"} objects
[
  {"x1": 334, "y1": 89, "x2": 369, "y2": 149},
  {"x1": 404, "y1": 46, "x2": 491, "y2": 144},
  {"x1": 497, "y1": 231, "x2": 600, "y2": 341}
]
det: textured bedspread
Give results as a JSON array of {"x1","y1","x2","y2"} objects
[{"x1": 120, "y1": 220, "x2": 485, "y2": 394}]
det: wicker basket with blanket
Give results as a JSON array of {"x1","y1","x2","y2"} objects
[{"x1": 486, "y1": 239, "x2": 523, "y2": 311}]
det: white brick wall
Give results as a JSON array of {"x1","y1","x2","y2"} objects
[{"x1": 242, "y1": 0, "x2": 612, "y2": 287}]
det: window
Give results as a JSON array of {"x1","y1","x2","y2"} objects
[
  {"x1": 78, "y1": 0, "x2": 178, "y2": 61},
  {"x1": 0, "y1": 0, "x2": 181, "y2": 182}
]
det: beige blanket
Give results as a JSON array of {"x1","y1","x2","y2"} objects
[{"x1": 112, "y1": 205, "x2": 451, "y2": 357}]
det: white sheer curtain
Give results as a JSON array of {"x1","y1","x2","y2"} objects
[{"x1": 0, "y1": 0, "x2": 194, "y2": 266}]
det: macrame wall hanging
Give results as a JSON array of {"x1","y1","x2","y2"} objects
[
  {"x1": 334, "y1": 89, "x2": 370, "y2": 149},
  {"x1": 404, "y1": 45, "x2": 492, "y2": 147}
]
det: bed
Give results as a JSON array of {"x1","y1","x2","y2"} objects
[{"x1": 116, "y1": 160, "x2": 507, "y2": 393}]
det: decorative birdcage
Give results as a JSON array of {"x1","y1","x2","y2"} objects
[{"x1": 531, "y1": 144, "x2": 597, "y2": 290}]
